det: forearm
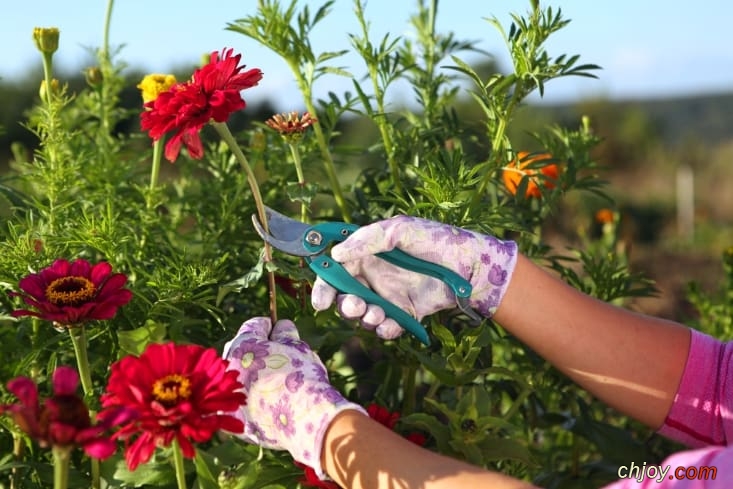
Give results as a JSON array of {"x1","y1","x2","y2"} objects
[
  {"x1": 321, "y1": 410, "x2": 537, "y2": 489},
  {"x1": 493, "y1": 254, "x2": 691, "y2": 429}
]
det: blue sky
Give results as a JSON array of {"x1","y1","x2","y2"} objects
[{"x1": 2, "y1": 0, "x2": 731, "y2": 110}]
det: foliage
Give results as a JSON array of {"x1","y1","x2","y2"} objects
[
  {"x1": 0, "y1": 1, "x2": 683, "y2": 488},
  {"x1": 687, "y1": 246, "x2": 733, "y2": 341}
]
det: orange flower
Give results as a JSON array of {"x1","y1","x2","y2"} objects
[
  {"x1": 502, "y1": 151, "x2": 559, "y2": 198},
  {"x1": 595, "y1": 208, "x2": 615, "y2": 224}
]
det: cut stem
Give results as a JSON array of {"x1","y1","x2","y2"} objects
[
  {"x1": 212, "y1": 122, "x2": 278, "y2": 324},
  {"x1": 288, "y1": 143, "x2": 308, "y2": 223}
]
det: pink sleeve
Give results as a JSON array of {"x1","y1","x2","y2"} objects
[
  {"x1": 601, "y1": 445, "x2": 732, "y2": 488},
  {"x1": 656, "y1": 330, "x2": 733, "y2": 447}
]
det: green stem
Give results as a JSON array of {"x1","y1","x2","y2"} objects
[
  {"x1": 172, "y1": 440, "x2": 188, "y2": 489},
  {"x1": 353, "y1": 0, "x2": 401, "y2": 196},
  {"x1": 467, "y1": 81, "x2": 524, "y2": 216},
  {"x1": 40, "y1": 53, "x2": 54, "y2": 106},
  {"x1": 10, "y1": 433, "x2": 23, "y2": 489},
  {"x1": 102, "y1": 0, "x2": 114, "y2": 59},
  {"x1": 69, "y1": 326, "x2": 93, "y2": 396},
  {"x1": 147, "y1": 138, "x2": 163, "y2": 209},
  {"x1": 401, "y1": 363, "x2": 417, "y2": 415},
  {"x1": 286, "y1": 60, "x2": 350, "y2": 221},
  {"x1": 288, "y1": 143, "x2": 308, "y2": 223},
  {"x1": 424, "y1": 377, "x2": 441, "y2": 400},
  {"x1": 212, "y1": 122, "x2": 278, "y2": 324},
  {"x1": 68, "y1": 325, "x2": 102, "y2": 488},
  {"x1": 52, "y1": 446, "x2": 71, "y2": 489},
  {"x1": 99, "y1": 0, "x2": 115, "y2": 136}
]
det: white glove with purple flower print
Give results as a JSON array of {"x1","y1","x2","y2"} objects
[
  {"x1": 222, "y1": 317, "x2": 366, "y2": 478},
  {"x1": 311, "y1": 216, "x2": 519, "y2": 339}
]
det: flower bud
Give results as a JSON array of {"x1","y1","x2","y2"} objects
[
  {"x1": 39, "y1": 79, "x2": 60, "y2": 100},
  {"x1": 85, "y1": 67, "x2": 103, "y2": 88},
  {"x1": 33, "y1": 27, "x2": 60, "y2": 55}
]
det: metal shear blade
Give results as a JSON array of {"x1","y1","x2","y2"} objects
[{"x1": 251, "y1": 206, "x2": 314, "y2": 256}]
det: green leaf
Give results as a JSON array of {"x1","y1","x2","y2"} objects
[
  {"x1": 102, "y1": 454, "x2": 176, "y2": 487},
  {"x1": 117, "y1": 320, "x2": 167, "y2": 356},
  {"x1": 194, "y1": 450, "x2": 220, "y2": 489},
  {"x1": 285, "y1": 181, "x2": 319, "y2": 206},
  {"x1": 400, "y1": 412, "x2": 451, "y2": 452},
  {"x1": 217, "y1": 248, "x2": 269, "y2": 304}
]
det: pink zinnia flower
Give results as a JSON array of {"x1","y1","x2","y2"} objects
[
  {"x1": 0, "y1": 366, "x2": 135, "y2": 459},
  {"x1": 99, "y1": 342, "x2": 246, "y2": 470},
  {"x1": 140, "y1": 48, "x2": 263, "y2": 162},
  {"x1": 10, "y1": 258, "x2": 132, "y2": 327}
]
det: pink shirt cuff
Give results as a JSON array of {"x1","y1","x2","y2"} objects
[{"x1": 657, "y1": 329, "x2": 733, "y2": 447}]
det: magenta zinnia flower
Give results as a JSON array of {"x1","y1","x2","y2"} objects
[
  {"x1": 140, "y1": 48, "x2": 263, "y2": 162},
  {"x1": 0, "y1": 366, "x2": 136, "y2": 459},
  {"x1": 10, "y1": 258, "x2": 132, "y2": 327},
  {"x1": 99, "y1": 342, "x2": 246, "y2": 470}
]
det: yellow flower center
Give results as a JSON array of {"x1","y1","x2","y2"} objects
[
  {"x1": 278, "y1": 413, "x2": 288, "y2": 426},
  {"x1": 152, "y1": 374, "x2": 191, "y2": 406},
  {"x1": 46, "y1": 276, "x2": 96, "y2": 306},
  {"x1": 240, "y1": 352, "x2": 254, "y2": 369}
]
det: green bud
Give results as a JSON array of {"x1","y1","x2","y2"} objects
[
  {"x1": 33, "y1": 27, "x2": 60, "y2": 55},
  {"x1": 85, "y1": 67, "x2": 103, "y2": 88}
]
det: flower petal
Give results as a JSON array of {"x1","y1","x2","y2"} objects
[{"x1": 52, "y1": 366, "x2": 80, "y2": 396}]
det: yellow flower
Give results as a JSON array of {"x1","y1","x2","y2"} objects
[
  {"x1": 33, "y1": 27, "x2": 60, "y2": 55},
  {"x1": 136, "y1": 74, "x2": 177, "y2": 104}
]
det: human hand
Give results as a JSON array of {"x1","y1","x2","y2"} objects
[
  {"x1": 222, "y1": 317, "x2": 366, "y2": 477},
  {"x1": 311, "y1": 216, "x2": 518, "y2": 339}
]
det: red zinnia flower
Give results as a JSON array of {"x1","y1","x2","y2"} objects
[
  {"x1": 366, "y1": 403, "x2": 400, "y2": 430},
  {"x1": 10, "y1": 258, "x2": 132, "y2": 327},
  {"x1": 99, "y1": 342, "x2": 246, "y2": 470},
  {"x1": 294, "y1": 462, "x2": 341, "y2": 489},
  {"x1": 366, "y1": 403, "x2": 427, "y2": 446},
  {"x1": 140, "y1": 48, "x2": 263, "y2": 162},
  {"x1": 0, "y1": 366, "x2": 136, "y2": 458}
]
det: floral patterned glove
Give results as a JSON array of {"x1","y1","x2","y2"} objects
[
  {"x1": 222, "y1": 317, "x2": 366, "y2": 478},
  {"x1": 311, "y1": 216, "x2": 518, "y2": 339}
]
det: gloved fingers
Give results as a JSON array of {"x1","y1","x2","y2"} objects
[
  {"x1": 361, "y1": 303, "x2": 386, "y2": 330},
  {"x1": 375, "y1": 318, "x2": 405, "y2": 340},
  {"x1": 236, "y1": 316, "x2": 273, "y2": 337},
  {"x1": 311, "y1": 276, "x2": 338, "y2": 311},
  {"x1": 336, "y1": 294, "x2": 367, "y2": 319},
  {"x1": 270, "y1": 319, "x2": 301, "y2": 343},
  {"x1": 330, "y1": 220, "x2": 393, "y2": 262}
]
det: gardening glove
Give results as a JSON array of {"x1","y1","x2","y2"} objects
[
  {"x1": 222, "y1": 316, "x2": 366, "y2": 478},
  {"x1": 311, "y1": 216, "x2": 518, "y2": 339}
]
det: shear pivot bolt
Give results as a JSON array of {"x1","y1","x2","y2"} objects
[{"x1": 305, "y1": 231, "x2": 322, "y2": 246}]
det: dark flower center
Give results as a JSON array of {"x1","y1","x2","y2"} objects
[
  {"x1": 35, "y1": 395, "x2": 92, "y2": 446},
  {"x1": 46, "y1": 276, "x2": 97, "y2": 306},
  {"x1": 152, "y1": 374, "x2": 191, "y2": 406}
]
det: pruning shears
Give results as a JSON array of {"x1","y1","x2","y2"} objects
[{"x1": 252, "y1": 206, "x2": 482, "y2": 346}]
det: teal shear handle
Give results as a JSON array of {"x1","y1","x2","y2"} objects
[{"x1": 303, "y1": 222, "x2": 476, "y2": 346}]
